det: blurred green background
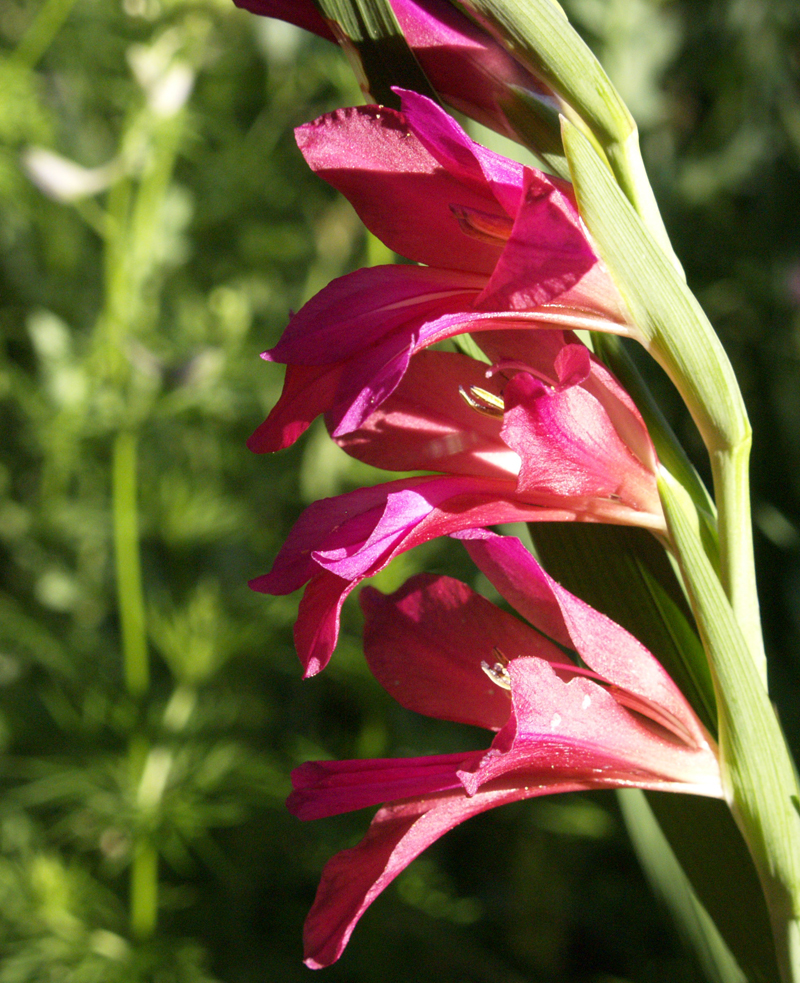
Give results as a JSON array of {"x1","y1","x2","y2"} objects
[{"x1": 0, "y1": 0, "x2": 798, "y2": 980}]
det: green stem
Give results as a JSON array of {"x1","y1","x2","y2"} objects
[
  {"x1": 113, "y1": 431, "x2": 158, "y2": 937},
  {"x1": 129, "y1": 833, "x2": 159, "y2": 941},
  {"x1": 10, "y1": 0, "x2": 81, "y2": 69},
  {"x1": 660, "y1": 471, "x2": 800, "y2": 983},
  {"x1": 711, "y1": 439, "x2": 767, "y2": 682},
  {"x1": 112, "y1": 429, "x2": 148, "y2": 698}
]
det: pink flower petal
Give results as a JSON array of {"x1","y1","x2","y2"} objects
[
  {"x1": 301, "y1": 784, "x2": 545, "y2": 969},
  {"x1": 267, "y1": 265, "x2": 483, "y2": 366},
  {"x1": 333, "y1": 350, "x2": 517, "y2": 479},
  {"x1": 463, "y1": 659, "x2": 720, "y2": 795},
  {"x1": 361, "y1": 573, "x2": 538, "y2": 730},
  {"x1": 476, "y1": 167, "x2": 598, "y2": 310},
  {"x1": 293, "y1": 574, "x2": 350, "y2": 679},
  {"x1": 250, "y1": 477, "x2": 577, "y2": 674},
  {"x1": 247, "y1": 363, "x2": 343, "y2": 453},
  {"x1": 461, "y1": 534, "x2": 711, "y2": 748},
  {"x1": 288, "y1": 752, "x2": 478, "y2": 820},
  {"x1": 232, "y1": 0, "x2": 335, "y2": 40},
  {"x1": 396, "y1": 89, "x2": 526, "y2": 216},
  {"x1": 295, "y1": 104, "x2": 510, "y2": 273},
  {"x1": 501, "y1": 371, "x2": 660, "y2": 516},
  {"x1": 576, "y1": 353, "x2": 658, "y2": 473}
]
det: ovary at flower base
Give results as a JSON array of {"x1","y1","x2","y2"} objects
[
  {"x1": 289, "y1": 533, "x2": 723, "y2": 968},
  {"x1": 248, "y1": 89, "x2": 637, "y2": 453},
  {"x1": 249, "y1": 326, "x2": 665, "y2": 677}
]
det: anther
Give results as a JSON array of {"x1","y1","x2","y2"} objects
[
  {"x1": 481, "y1": 660, "x2": 512, "y2": 690},
  {"x1": 459, "y1": 385, "x2": 505, "y2": 417}
]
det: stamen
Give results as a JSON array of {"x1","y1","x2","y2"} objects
[
  {"x1": 450, "y1": 204, "x2": 514, "y2": 245},
  {"x1": 459, "y1": 385, "x2": 505, "y2": 417},
  {"x1": 481, "y1": 660, "x2": 512, "y2": 690}
]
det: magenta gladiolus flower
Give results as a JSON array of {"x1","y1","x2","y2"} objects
[
  {"x1": 248, "y1": 90, "x2": 634, "y2": 454},
  {"x1": 335, "y1": 333, "x2": 661, "y2": 518},
  {"x1": 250, "y1": 324, "x2": 664, "y2": 676},
  {"x1": 288, "y1": 533, "x2": 722, "y2": 968},
  {"x1": 251, "y1": 473, "x2": 576, "y2": 677},
  {"x1": 233, "y1": 0, "x2": 558, "y2": 143}
]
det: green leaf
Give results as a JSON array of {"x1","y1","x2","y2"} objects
[
  {"x1": 641, "y1": 791, "x2": 780, "y2": 983},
  {"x1": 313, "y1": 0, "x2": 438, "y2": 107},
  {"x1": 619, "y1": 789, "x2": 751, "y2": 983}
]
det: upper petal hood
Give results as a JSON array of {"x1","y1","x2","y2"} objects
[{"x1": 295, "y1": 101, "x2": 514, "y2": 273}]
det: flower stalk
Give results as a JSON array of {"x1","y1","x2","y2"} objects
[{"x1": 660, "y1": 469, "x2": 800, "y2": 983}]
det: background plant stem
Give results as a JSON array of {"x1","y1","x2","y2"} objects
[
  {"x1": 112, "y1": 428, "x2": 159, "y2": 938},
  {"x1": 113, "y1": 429, "x2": 148, "y2": 699}
]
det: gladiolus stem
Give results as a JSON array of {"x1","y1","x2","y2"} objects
[
  {"x1": 711, "y1": 438, "x2": 767, "y2": 683},
  {"x1": 660, "y1": 470, "x2": 800, "y2": 983}
]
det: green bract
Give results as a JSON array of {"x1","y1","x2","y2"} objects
[
  {"x1": 313, "y1": 0, "x2": 438, "y2": 105},
  {"x1": 562, "y1": 116, "x2": 765, "y2": 680}
]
